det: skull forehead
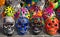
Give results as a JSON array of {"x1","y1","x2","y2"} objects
[
  {"x1": 4, "y1": 16, "x2": 14, "y2": 23},
  {"x1": 18, "y1": 17, "x2": 29, "y2": 23},
  {"x1": 46, "y1": 18, "x2": 59, "y2": 24}
]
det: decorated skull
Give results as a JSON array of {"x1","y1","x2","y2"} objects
[
  {"x1": 20, "y1": 7, "x2": 30, "y2": 19},
  {"x1": 43, "y1": 7, "x2": 56, "y2": 20},
  {"x1": 4, "y1": 6, "x2": 15, "y2": 17},
  {"x1": 45, "y1": 17, "x2": 59, "y2": 35},
  {"x1": 30, "y1": 17, "x2": 44, "y2": 35},
  {"x1": 30, "y1": 6, "x2": 42, "y2": 19},
  {"x1": 3, "y1": 16, "x2": 15, "y2": 35},
  {"x1": 15, "y1": 17, "x2": 30, "y2": 35}
]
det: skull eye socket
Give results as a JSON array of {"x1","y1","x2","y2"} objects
[
  {"x1": 52, "y1": 21, "x2": 54, "y2": 23},
  {"x1": 23, "y1": 12, "x2": 25, "y2": 14},
  {"x1": 7, "y1": 22, "x2": 13, "y2": 26},
  {"x1": 4, "y1": 24, "x2": 8, "y2": 26},
  {"x1": 48, "y1": 23, "x2": 51, "y2": 26},
  {"x1": 55, "y1": 24, "x2": 57, "y2": 27},
  {"x1": 10, "y1": 23, "x2": 13, "y2": 26}
]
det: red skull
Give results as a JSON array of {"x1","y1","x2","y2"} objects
[{"x1": 45, "y1": 17, "x2": 59, "y2": 35}]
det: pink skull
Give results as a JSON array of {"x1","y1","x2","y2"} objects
[
  {"x1": 44, "y1": 7, "x2": 53, "y2": 15},
  {"x1": 21, "y1": 7, "x2": 28, "y2": 17},
  {"x1": 43, "y1": 7, "x2": 55, "y2": 20}
]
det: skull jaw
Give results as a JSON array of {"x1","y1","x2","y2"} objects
[
  {"x1": 32, "y1": 30, "x2": 40, "y2": 35},
  {"x1": 47, "y1": 29, "x2": 57, "y2": 35},
  {"x1": 31, "y1": 27, "x2": 41, "y2": 35},
  {"x1": 4, "y1": 29, "x2": 14, "y2": 35},
  {"x1": 17, "y1": 30, "x2": 27, "y2": 35}
]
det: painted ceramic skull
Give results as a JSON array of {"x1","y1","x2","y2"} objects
[
  {"x1": 20, "y1": 7, "x2": 30, "y2": 19},
  {"x1": 3, "y1": 16, "x2": 15, "y2": 35},
  {"x1": 30, "y1": 6, "x2": 42, "y2": 19},
  {"x1": 4, "y1": 6, "x2": 15, "y2": 17},
  {"x1": 43, "y1": 7, "x2": 56, "y2": 20},
  {"x1": 45, "y1": 17, "x2": 59, "y2": 35},
  {"x1": 30, "y1": 17, "x2": 44, "y2": 34},
  {"x1": 15, "y1": 17, "x2": 30, "y2": 35}
]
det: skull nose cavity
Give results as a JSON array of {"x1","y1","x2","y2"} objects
[
  {"x1": 48, "y1": 23, "x2": 51, "y2": 26},
  {"x1": 52, "y1": 21, "x2": 54, "y2": 23},
  {"x1": 55, "y1": 24, "x2": 57, "y2": 26},
  {"x1": 51, "y1": 26, "x2": 54, "y2": 28}
]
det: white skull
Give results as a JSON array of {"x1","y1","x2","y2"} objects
[{"x1": 3, "y1": 16, "x2": 15, "y2": 34}]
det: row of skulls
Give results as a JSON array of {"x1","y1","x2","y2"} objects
[{"x1": 0, "y1": 0, "x2": 60, "y2": 35}]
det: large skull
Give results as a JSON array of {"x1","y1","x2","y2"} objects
[
  {"x1": 15, "y1": 17, "x2": 30, "y2": 35},
  {"x1": 45, "y1": 17, "x2": 59, "y2": 35},
  {"x1": 3, "y1": 16, "x2": 15, "y2": 35},
  {"x1": 30, "y1": 17, "x2": 44, "y2": 35}
]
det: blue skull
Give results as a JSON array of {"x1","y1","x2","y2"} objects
[{"x1": 15, "y1": 17, "x2": 30, "y2": 35}]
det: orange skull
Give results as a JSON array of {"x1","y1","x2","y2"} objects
[{"x1": 45, "y1": 17, "x2": 59, "y2": 35}]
